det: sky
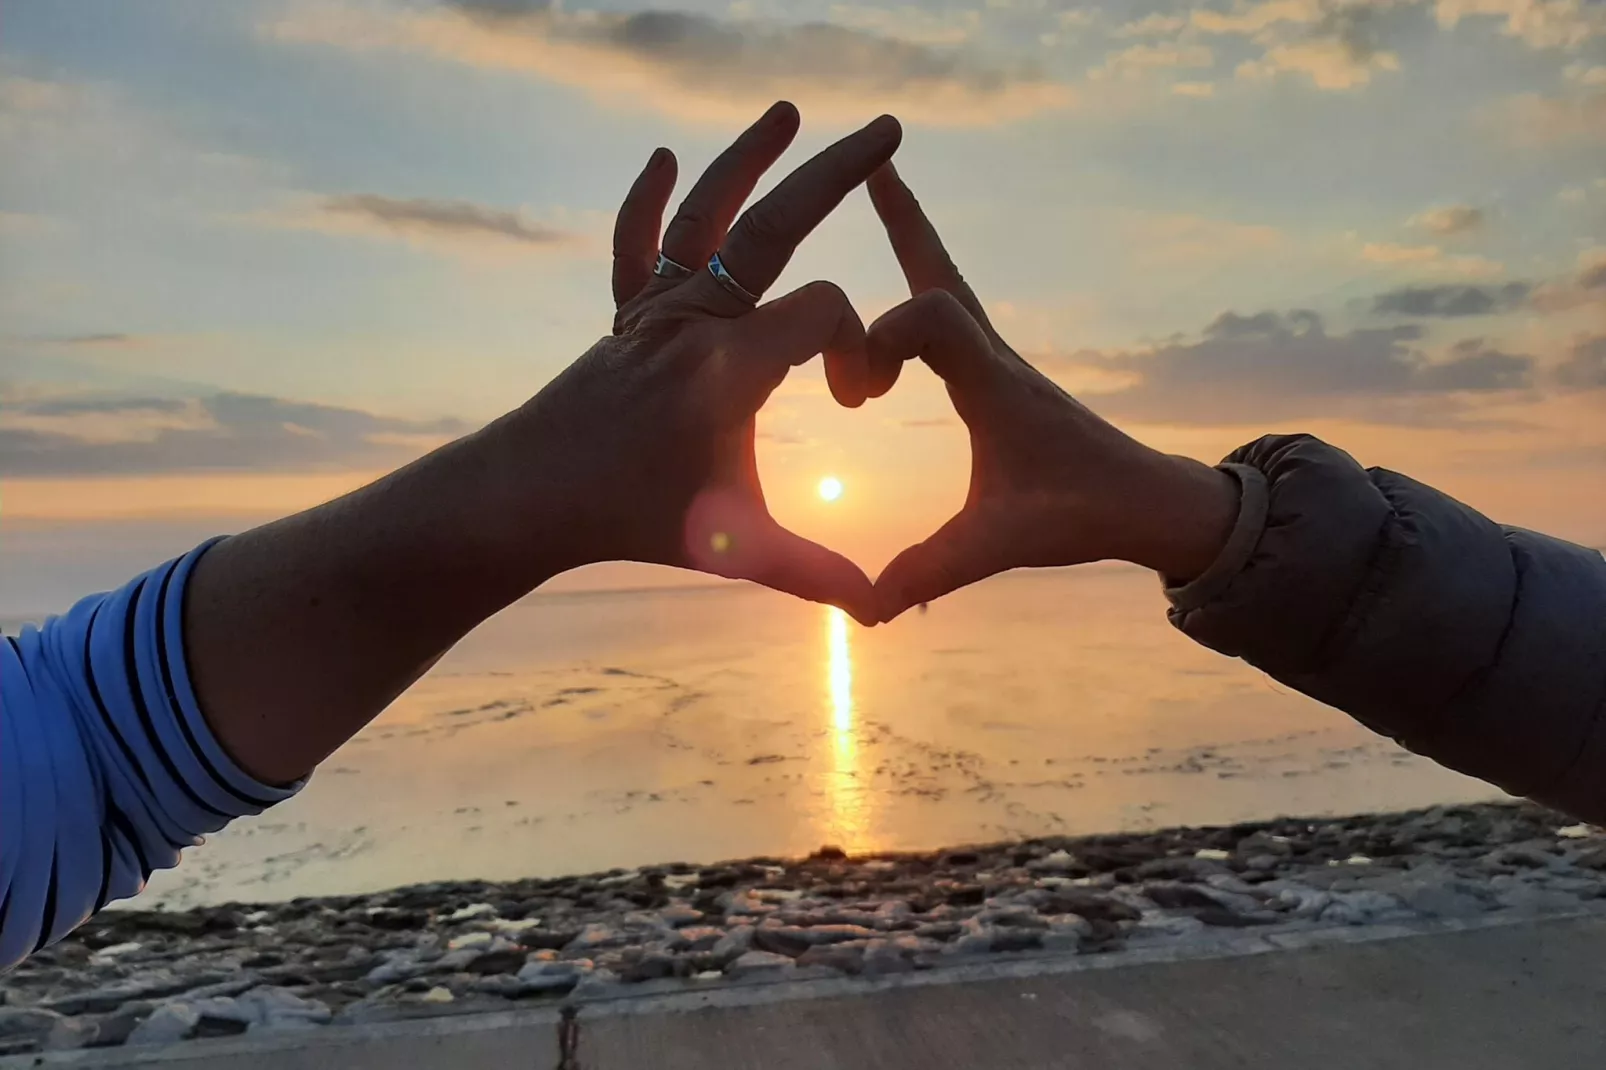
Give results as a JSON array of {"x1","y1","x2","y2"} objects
[{"x1": 2, "y1": 0, "x2": 1604, "y2": 614}]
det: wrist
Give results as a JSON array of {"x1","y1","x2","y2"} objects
[{"x1": 1117, "y1": 452, "x2": 1241, "y2": 582}]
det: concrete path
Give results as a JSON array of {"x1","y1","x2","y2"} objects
[{"x1": 15, "y1": 915, "x2": 1605, "y2": 1069}]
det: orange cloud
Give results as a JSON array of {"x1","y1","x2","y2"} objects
[{"x1": 263, "y1": 3, "x2": 1073, "y2": 128}]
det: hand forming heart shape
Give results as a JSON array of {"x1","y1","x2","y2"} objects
[{"x1": 555, "y1": 102, "x2": 1239, "y2": 629}]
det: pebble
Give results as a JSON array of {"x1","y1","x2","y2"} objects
[
  {"x1": 14, "y1": 800, "x2": 1601, "y2": 1055},
  {"x1": 126, "y1": 1003, "x2": 201, "y2": 1046},
  {"x1": 724, "y1": 951, "x2": 795, "y2": 979}
]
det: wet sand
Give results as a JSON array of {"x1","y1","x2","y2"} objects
[{"x1": 143, "y1": 566, "x2": 1499, "y2": 908}]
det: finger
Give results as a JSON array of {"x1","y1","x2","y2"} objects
[
  {"x1": 706, "y1": 114, "x2": 903, "y2": 307},
  {"x1": 655, "y1": 101, "x2": 800, "y2": 285},
  {"x1": 727, "y1": 280, "x2": 869, "y2": 408},
  {"x1": 867, "y1": 163, "x2": 997, "y2": 339},
  {"x1": 751, "y1": 524, "x2": 879, "y2": 628},
  {"x1": 682, "y1": 488, "x2": 878, "y2": 625},
  {"x1": 612, "y1": 147, "x2": 677, "y2": 308},
  {"x1": 866, "y1": 289, "x2": 1002, "y2": 410},
  {"x1": 875, "y1": 512, "x2": 997, "y2": 624}
]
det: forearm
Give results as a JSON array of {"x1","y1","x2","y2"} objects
[
  {"x1": 184, "y1": 403, "x2": 571, "y2": 785},
  {"x1": 1162, "y1": 434, "x2": 1606, "y2": 822}
]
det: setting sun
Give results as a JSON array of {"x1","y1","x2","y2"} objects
[{"x1": 817, "y1": 476, "x2": 844, "y2": 502}]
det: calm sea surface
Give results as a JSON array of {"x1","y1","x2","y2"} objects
[{"x1": 103, "y1": 567, "x2": 1494, "y2": 907}]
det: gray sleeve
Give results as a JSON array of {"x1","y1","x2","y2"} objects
[{"x1": 1165, "y1": 434, "x2": 1606, "y2": 823}]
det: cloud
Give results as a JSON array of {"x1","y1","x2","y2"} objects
[
  {"x1": 265, "y1": 2, "x2": 1073, "y2": 127},
  {"x1": 1173, "y1": 80, "x2": 1218, "y2": 96},
  {"x1": 1236, "y1": 31, "x2": 1400, "y2": 90},
  {"x1": 1371, "y1": 281, "x2": 1532, "y2": 316},
  {"x1": 1555, "y1": 334, "x2": 1606, "y2": 389},
  {"x1": 318, "y1": 194, "x2": 578, "y2": 248},
  {"x1": 1494, "y1": 90, "x2": 1606, "y2": 144},
  {"x1": 43, "y1": 332, "x2": 151, "y2": 349},
  {"x1": 1529, "y1": 247, "x2": 1606, "y2": 311},
  {"x1": 1090, "y1": 42, "x2": 1216, "y2": 80},
  {"x1": 1113, "y1": 12, "x2": 1191, "y2": 37},
  {"x1": 824, "y1": 4, "x2": 982, "y2": 47},
  {"x1": 1187, "y1": 2, "x2": 1402, "y2": 90},
  {"x1": 1, "y1": 390, "x2": 468, "y2": 477},
  {"x1": 1566, "y1": 62, "x2": 1606, "y2": 85},
  {"x1": 1045, "y1": 308, "x2": 1535, "y2": 425},
  {"x1": 1434, "y1": 0, "x2": 1606, "y2": 51},
  {"x1": 1191, "y1": 0, "x2": 1327, "y2": 37},
  {"x1": 1409, "y1": 204, "x2": 1486, "y2": 234},
  {"x1": 1360, "y1": 241, "x2": 1504, "y2": 276}
]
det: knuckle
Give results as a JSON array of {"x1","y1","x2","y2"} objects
[{"x1": 738, "y1": 201, "x2": 793, "y2": 246}]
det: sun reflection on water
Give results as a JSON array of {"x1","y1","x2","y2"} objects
[{"x1": 825, "y1": 606, "x2": 869, "y2": 849}]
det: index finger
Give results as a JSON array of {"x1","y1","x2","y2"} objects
[
  {"x1": 866, "y1": 163, "x2": 997, "y2": 338},
  {"x1": 712, "y1": 114, "x2": 903, "y2": 301}
]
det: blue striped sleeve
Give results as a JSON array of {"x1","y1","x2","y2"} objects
[{"x1": 1, "y1": 539, "x2": 304, "y2": 971}]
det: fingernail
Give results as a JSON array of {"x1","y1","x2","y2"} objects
[{"x1": 649, "y1": 147, "x2": 669, "y2": 169}]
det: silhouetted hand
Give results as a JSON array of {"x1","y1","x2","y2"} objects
[
  {"x1": 515, "y1": 103, "x2": 901, "y2": 625},
  {"x1": 864, "y1": 165, "x2": 1240, "y2": 623}
]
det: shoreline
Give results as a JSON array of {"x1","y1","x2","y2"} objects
[{"x1": 4, "y1": 800, "x2": 1603, "y2": 1055}]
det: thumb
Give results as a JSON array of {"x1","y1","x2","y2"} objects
[
  {"x1": 750, "y1": 523, "x2": 879, "y2": 627},
  {"x1": 874, "y1": 511, "x2": 999, "y2": 623},
  {"x1": 728, "y1": 280, "x2": 870, "y2": 409},
  {"x1": 682, "y1": 487, "x2": 878, "y2": 626}
]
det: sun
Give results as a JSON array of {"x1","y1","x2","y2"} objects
[{"x1": 817, "y1": 475, "x2": 844, "y2": 502}]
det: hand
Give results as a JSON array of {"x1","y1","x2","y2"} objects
[
  {"x1": 863, "y1": 165, "x2": 1241, "y2": 623},
  {"x1": 510, "y1": 103, "x2": 901, "y2": 625}
]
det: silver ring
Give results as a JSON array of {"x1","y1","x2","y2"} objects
[
  {"x1": 653, "y1": 251, "x2": 695, "y2": 281},
  {"x1": 707, "y1": 252, "x2": 762, "y2": 305}
]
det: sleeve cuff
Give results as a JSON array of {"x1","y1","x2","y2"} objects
[{"x1": 1163, "y1": 462, "x2": 1269, "y2": 613}]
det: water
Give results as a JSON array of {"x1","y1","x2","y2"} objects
[{"x1": 142, "y1": 566, "x2": 1498, "y2": 908}]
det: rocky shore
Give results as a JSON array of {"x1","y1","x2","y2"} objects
[{"x1": 3, "y1": 801, "x2": 1604, "y2": 1056}]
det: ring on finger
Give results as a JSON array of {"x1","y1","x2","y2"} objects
[
  {"x1": 653, "y1": 251, "x2": 696, "y2": 281},
  {"x1": 707, "y1": 251, "x2": 763, "y2": 306}
]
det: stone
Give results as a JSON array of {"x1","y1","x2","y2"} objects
[
  {"x1": 566, "y1": 924, "x2": 626, "y2": 952},
  {"x1": 446, "y1": 903, "x2": 497, "y2": 922},
  {"x1": 946, "y1": 932, "x2": 996, "y2": 955},
  {"x1": 1026, "y1": 850, "x2": 1080, "y2": 874},
  {"x1": 126, "y1": 1003, "x2": 201, "y2": 1046},
  {"x1": 796, "y1": 943, "x2": 864, "y2": 973},
  {"x1": 570, "y1": 968, "x2": 622, "y2": 998},
  {"x1": 1142, "y1": 882, "x2": 1225, "y2": 911},
  {"x1": 1494, "y1": 885, "x2": 1581, "y2": 913},
  {"x1": 86, "y1": 1005, "x2": 149, "y2": 1048},
  {"x1": 515, "y1": 960, "x2": 582, "y2": 993},
  {"x1": 419, "y1": 987, "x2": 455, "y2": 1004},
  {"x1": 724, "y1": 950, "x2": 795, "y2": 979},
  {"x1": 0, "y1": 1007, "x2": 66, "y2": 1043},
  {"x1": 239, "y1": 987, "x2": 333, "y2": 1029},
  {"x1": 1572, "y1": 846, "x2": 1606, "y2": 871},
  {"x1": 446, "y1": 931, "x2": 494, "y2": 952},
  {"x1": 990, "y1": 927, "x2": 1043, "y2": 952},
  {"x1": 659, "y1": 905, "x2": 704, "y2": 927},
  {"x1": 752, "y1": 926, "x2": 812, "y2": 957},
  {"x1": 668, "y1": 926, "x2": 725, "y2": 952},
  {"x1": 518, "y1": 928, "x2": 579, "y2": 951},
  {"x1": 465, "y1": 948, "x2": 527, "y2": 976},
  {"x1": 366, "y1": 951, "x2": 429, "y2": 985},
  {"x1": 618, "y1": 952, "x2": 679, "y2": 983},
  {"x1": 1038, "y1": 891, "x2": 1140, "y2": 924},
  {"x1": 861, "y1": 941, "x2": 916, "y2": 976},
  {"x1": 711, "y1": 925, "x2": 755, "y2": 961}
]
